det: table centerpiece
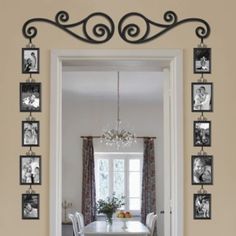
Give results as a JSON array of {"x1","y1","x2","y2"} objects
[{"x1": 96, "y1": 194, "x2": 125, "y2": 225}]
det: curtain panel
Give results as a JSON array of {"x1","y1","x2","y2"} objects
[
  {"x1": 141, "y1": 138, "x2": 157, "y2": 224},
  {"x1": 82, "y1": 137, "x2": 96, "y2": 225}
]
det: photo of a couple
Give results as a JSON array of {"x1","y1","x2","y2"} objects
[
  {"x1": 192, "y1": 83, "x2": 213, "y2": 112},
  {"x1": 22, "y1": 121, "x2": 40, "y2": 146},
  {"x1": 22, "y1": 48, "x2": 39, "y2": 74},
  {"x1": 20, "y1": 156, "x2": 41, "y2": 185}
]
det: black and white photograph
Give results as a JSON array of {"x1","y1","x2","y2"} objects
[
  {"x1": 192, "y1": 83, "x2": 213, "y2": 112},
  {"x1": 20, "y1": 156, "x2": 41, "y2": 185},
  {"x1": 192, "y1": 155, "x2": 213, "y2": 185},
  {"x1": 20, "y1": 82, "x2": 41, "y2": 112},
  {"x1": 194, "y1": 121, "x2": 211, "y2": 147},
  {"x1": 22, "y1": 48, "x2": 40, "y2": 74},
  {"x1": 22, "y1": 121, "x2": 40, "y2": 146},
  {"x1": 194, "y1": 194, "x2": 211, "y2": 219},
  {"x1": 22, "y1": 194, "x2": 40, "y2": 219},
  {"x1": 193, "y1": 48, "x2": 211, "y2": 74}
]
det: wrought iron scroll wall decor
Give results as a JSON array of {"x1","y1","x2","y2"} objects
[
  {"x1": 22, "y1": 10, "x2": 210, "y2": 44},
  {"x1": 118, "y1": 11, "x2": 210, "y2": 44},
  {"x1": 22, "y1": 11, "x2": 115, "y2": 44},
  {"x1": 21, "y1": 10, "x2": 213, "y2": 221}
]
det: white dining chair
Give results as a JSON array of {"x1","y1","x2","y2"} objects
[
  {"x1": 146, "y1": 212, "x2": 154, "y2": 227},
  {"x1": 146, "y1": 214, "x2": 158, "y2": 236},
  {"x1": 75, "y1": 211, "x2": 85, "y2": 235},
  {"x1": 68, "y1": 213, "x2": 80, "y2": 236}
]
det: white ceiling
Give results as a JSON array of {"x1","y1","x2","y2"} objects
[{"x1": 62, "y1": 71, "x2": 165, "y2": 103}]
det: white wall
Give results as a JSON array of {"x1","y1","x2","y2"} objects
[{"x1": 62, "y1": 72, "x2": 165, "y2": 234}]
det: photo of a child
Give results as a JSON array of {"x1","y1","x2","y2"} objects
[
  {"x1": 22, "y1": 194, "x2": 39, "y2": 219},
  {"x1": 194, "y1": 194, "x2": 211, "y2": 219},
  {"x1": 194, "y1": 121, "x2": 211, "y2": 146},
  {"x1": 193, "y1": 48, "x2": 211, "y2": 74},
  {"x1": 192, "y1": 155, "x2": 213, "y2": 185}
]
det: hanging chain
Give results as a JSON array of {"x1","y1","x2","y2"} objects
[{"x1": 117, "y1": 72, "x2": 120, "y2": 131}]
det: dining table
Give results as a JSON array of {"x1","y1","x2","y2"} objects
[{"x1": 83, "y1": 220, "x2": 150, "y2": 236}]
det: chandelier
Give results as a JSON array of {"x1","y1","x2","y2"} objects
[{"x1": 101, "y1": 72, "x2": 136, "y2": 149}]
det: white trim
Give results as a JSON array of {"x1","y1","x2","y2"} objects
[
  {"x1": 163, "y1": 67, "x2": 171, "y2": 236},
  {"x1": 50, "y1": 52, "x2": 63, "y2": 236},
  {"x1": 50, "y1": 49, "x2": 183, "y2": 236}
]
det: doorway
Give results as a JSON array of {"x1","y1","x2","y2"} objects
[{"x1": 50, "y1": 49, "x2": 183, "y2": 236}]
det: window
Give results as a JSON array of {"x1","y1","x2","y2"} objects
[{"x1": 95, "y1": 152, "x2": 143, "y2": 214}]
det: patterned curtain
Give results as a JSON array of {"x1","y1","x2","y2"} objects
[
  {"x1": 141, "y1": 138, "x2": 157, "y2": 224},
  {"x1": 82, "y1": 137, "x2": 96, "y2": 225}
]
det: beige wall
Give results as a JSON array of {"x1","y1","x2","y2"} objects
[{"x1": 0, "y1": 0, "x2": 236, "y2": 235}]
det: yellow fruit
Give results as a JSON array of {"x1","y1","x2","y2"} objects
[{"x1": 118, "y1": 213, "x2": 125, "y2": 218}]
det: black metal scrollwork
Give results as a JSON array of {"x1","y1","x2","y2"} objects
[
  {"x1": 22, "y1": 11, "x2": 115, "y2": 44},
  {"x1": 118, "y1": 11, "x2": 211, "y2": 44}
]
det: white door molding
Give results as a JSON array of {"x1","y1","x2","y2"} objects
[{"x1": 50, "y1": 49, "x2": 183, "y2": 236}]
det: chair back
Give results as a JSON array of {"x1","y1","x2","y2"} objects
[
  {"x1": 147, "y1": 214, "x2": 158, "y2": 236},
  {"x1": 146, "y1": 212, "x2": 154, "y2": 227},
  {"x1": 68, "y1": 213, "x2": 79, "y2": 236},
  {"x1": 75, "y1": 211, "x2": 85, "y2": 232}
]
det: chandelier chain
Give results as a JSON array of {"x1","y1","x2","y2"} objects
[{"x1": 117, "y1": 72, "x2": 120, "y2": 130}]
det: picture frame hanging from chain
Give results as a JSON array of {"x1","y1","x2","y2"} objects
[
  {"x1": 22, "y1": 193, "x2": 40, "y2": 219},
  {"x1": 193, "y1": 193, "x2": 211, "y2": 220},
  {"x1": 20, "y1": 155, "x2": 41, "y2": 185},
  {"x1": 191, "y1": 155, "x2": 213, "y2": 185},
  {"x1": 193, "y1": 121, "x2": 211, "y2": 147},
  {"x1": 22, "y1": 121, "x2": 40, "y2": 147},
  {"x1": 193, "y1": 48, "x2": 211, "y2": 74},
  {"x1": 191, "y1": 82, "x2": 213, "y2": 112},
  {"x1": 20, "y1": 82, "x2": 41, "y2": 112},
  {"x1": 22, "y1": 48, "x2": 40, "y2": 74}
]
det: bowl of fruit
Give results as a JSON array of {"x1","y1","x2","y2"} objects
[{"x1": 116, "y1": 211, "x2": 132, "y2": 229}]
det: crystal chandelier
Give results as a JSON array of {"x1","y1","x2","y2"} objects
[{"x1": 101, "y1": 72, "x2": 136, "y2": 149}]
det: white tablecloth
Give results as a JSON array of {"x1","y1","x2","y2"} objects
[{"x1": 84, "y1": 220, "x2": 150, "y2": 236}]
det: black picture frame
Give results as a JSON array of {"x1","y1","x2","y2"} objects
[
  {"x1": 22, "y1": 48, "x2": 40, "y2": 74},
  {"x1": 191, "y1": 82, "x2": 213, "y2": 112},
  {"x1": 20, "y1": 155, "x2": 41, "y2": 185},
  {"x1": 22, "y1": 121, "x2": 40, "y2": 147},
  {"x1": 193, "y1": 48, "x2": 211, "y2": 74},
  {"x1": 193, "y1": 193, "x2": 211, "y2": 220},
  {"x1": 20, "y1": 82, "x2": 41, "y2": 112},
  {"x1": 191, "y1": 155, "x2": 213, "y2": 185},
  {"x1": 22, "y1": 194, "x2": 40, "y2": 219},
  {"x1": 193, "y1": 121, "x2": 211, "y2": 147}
]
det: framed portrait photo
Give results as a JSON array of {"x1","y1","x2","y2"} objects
[
  {"x1": 20, "y1": 82, "x2": 41, "y2": 112},
  {"x1": 20, "y1": 156, "x2": 41, "y2": 185},
  {"x1": 193, "y1": 48, "x2": 211, "y2": 74},
  {"x1": 194, "y1": 193, "x2": 211, "y2": 220},
  {"x1": 192, "y1": 155, "x2": 213, "y2": 185},
  {"x1": 22, "y1": 121, "x2": 40, "y2": 147},
  {"x1": 192, "y1": 83, "x2": 213, "y2": 112},
  {"x1": 22, "y1": 48, "x2": 40, "y2": 74},
  {"x1": 193, "y1": 121, "x2": 211, "y2": 147},
  {"x1": 22, "y1": 194, "x2": 40, "y2": 219}
]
